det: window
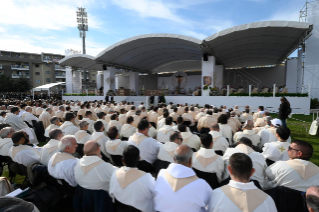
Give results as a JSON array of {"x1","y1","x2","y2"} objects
[
  {"x1": 24, "y1": 55, "x2": 29, "y2": 59},
  {"x1": 35, "y1": 64, "x2": 39, "y2": 68},
  {"x1": 46, "y1": 71, "x2": 50, "y2": 74},
  {"x1": 46, "y1": 78, "x2": 51, "y2": 82},
  {"x1": 46, "y1": 64, "x2": 50, "y2": 67},
  {"x1": 36, "y1": 80, "x2": 40, "y2": 83},
  {"x1": 35, "y1": 72, "x2": 40, "y2": 75},
  {"x1": 25, "y1": 71, "x2": 29, "y2": 75}
]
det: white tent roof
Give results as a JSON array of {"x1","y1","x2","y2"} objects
[
  {"x1": 203, "y1": 21, "x2": 312, "y2": 68},
  {"x1": 59, "y1": 54, "x2": 103, "y2": 70},
  {"x1": 33, "y1": 82, "x2": 66, "y2": 91}
]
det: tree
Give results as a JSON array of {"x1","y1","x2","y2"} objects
[
  {"x1": 13, "y1": 77, "x2": 32, "y2": 92},
  {"x1": 0, "y1": 74, "x2": 13, "y2": 92}
]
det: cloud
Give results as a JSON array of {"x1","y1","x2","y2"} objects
[
  {"x1": 0, "y1": 27, "x2": 5, "y2": 33},
  {"x1": 182, "y1": 30, "x2": 208, "y2": 39}
]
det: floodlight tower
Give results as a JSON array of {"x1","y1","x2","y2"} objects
[{"x1": 76, "y1": 7, "x2": 88, "y2": 54}]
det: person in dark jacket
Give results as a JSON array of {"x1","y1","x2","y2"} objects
[{"x1": 278, "y1": 97, "x2": 290, "y2": 127}]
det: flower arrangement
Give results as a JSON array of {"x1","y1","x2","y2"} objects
[
  {"x1": 106, "y1": 89, "x2": 116, "y2": 96},
  {"x1": 203, "y1": 85, "x2": 211, "y2": 90}
]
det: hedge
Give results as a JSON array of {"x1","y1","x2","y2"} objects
[
  {"x1": 63, "y1": 93, "x2": 96, "y2": 96},
  {"x1": 228, "y1": 93, "x2": 308, "y2": 97}
]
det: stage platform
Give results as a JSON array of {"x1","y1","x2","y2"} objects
[{"x1": 62, "y1": 95, "x2": 310, "y2": 114}]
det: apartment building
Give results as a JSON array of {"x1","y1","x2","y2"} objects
[{"x1": 0, "y1": 50, "x2": 97, "y2": 90}]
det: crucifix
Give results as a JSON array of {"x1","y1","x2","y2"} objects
[{"x1": 175, "y1": 74, "x2": 184, "y2": 94}]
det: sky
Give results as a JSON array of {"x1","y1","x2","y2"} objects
[{"x1": 0, "y1": 0, "x2": 308, "y2": 57}]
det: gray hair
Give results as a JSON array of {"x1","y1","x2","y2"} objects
[
  {"x1": 50, "y1": 116, "x2": 60, "y2": 124},
  {"x1": 264, "y1": 116, "x2": 273, "y2": 124},
  {"x1": 46, "y1": 108, "x2": 52, "y2": 112},
  {"x1": 49, "y1": 128, "x2": 63, "y2": 140},
  {"x1": 173, "y1": 146, "x2": 193, "y2": 165},
  {"x1": 59, "y1": 106, "x2": 64, "y2": 110},
  {"x1": 0, "y1": 127, "x2": 14, "y2": 139},
  {"x1": 58, "y1": 135, "x2": 76, "y2": 151},
  {"x1": 25, "y1": 106, "x2": 32, "y2": 112},
  {"x1": 79, "y1": 121, "x2": 89, "y2": 129}
]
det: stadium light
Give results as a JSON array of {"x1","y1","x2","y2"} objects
[{"x1": 76, "y1": 7, "x2": 88, "y2": 54}]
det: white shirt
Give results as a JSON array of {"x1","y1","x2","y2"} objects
[
  {"x1": 74, "y1": 156, "x2": 116, "y2": 192},
  {"x1": 128, "y1": 133, "x2": 161, "y2": 164},
  {"x1": 106, "y1": 139, "x2": 128, "y2": 156},
  {"x1": 207, "y1": 180, "x2": 277, "y2": 212},
  {"x1": 266, "y1": 159, "x2": 319, "y2": 192},
  {"x1": 157, "y1": 125, "x2": 175, "y2": 143},
  {"x1": 120, "y1": 124, "x2": 136, "y2": 138},
  {"x1": 9, "y1": 145, "x2": 40, "y2": 167},
  {"x1": 44, "y1": 124, "x2": 59, "y2": 138},
  {"x1": 262, "y1": 141, "x2": 291, "y2": 162},
  {"x1": 192, "y1": 148, "x2": 224, "y2": 182},
  {"x1": 110, "y1": 167, "x2": 155, "y2": 212},
  {"x1": 0, "y1": 138, "x2": 13, "y2": 157},
  {"x1": 209, "y1": 131, "x2": 229, "y2": 153},
  {"x1": 155, "y1": 163, "x2": 213, "y2": 212},
  {"x1": 60, "y1": 121, "x2": 80, "y2": 135},
  {"x1": 48, "y1": 152, "x2": 78, "y2": 187},
  {"x1": 82, "y1": 118, "x2": 95, "y2": 133},
  {"x1": 157, "y1": 142, "x2": 178, "y2": 163},
  {"x1": 40, "y1": 139, "x2": 59, "y2": 167}
]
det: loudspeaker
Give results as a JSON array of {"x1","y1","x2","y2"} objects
[
  {"x1": 203, "y1": 53, "x2": 208, "y2": 61},
  {"x1": 103, "y1": 65, "x2": 107, "y2": 70}
]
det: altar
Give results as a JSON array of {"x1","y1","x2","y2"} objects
[{"x1": 145, "y1": 90, "x2": 162, "y2": 96}]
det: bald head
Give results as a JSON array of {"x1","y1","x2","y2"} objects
[
  {"x1": 244, "y1": 120, "x2": 254, "y2": 130},
  {"x1": 83, "y1": 140, "x2": 100, "y2": 156},
  {"x1": 306, "y1": 186, "x2": 319, "y2": 212},
  {"x1": 211, "y1": 123, "x2": 220, "y2": 131},
  {"x1": 173, "y1": 145, "x2": 193, "y2": 167}
]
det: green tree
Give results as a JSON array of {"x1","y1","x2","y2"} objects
[
  {"x1": 0, "y1": 74, "x2": 13, "y2": 92},
  {"x1": 13, "y1": 77, "x2": 32, "y2": 92}
]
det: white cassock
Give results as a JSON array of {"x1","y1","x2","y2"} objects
[
  {"x1": 9, "y1": 145, "x2": 41, "y2": 167},
  {"x1": 148, "y1": 126, "x2": 157, "y2": 139},
  {"x1": 230, "y1": 117, "x2": 241, "y2": 129},
  {"x1": 74, "y1": 155, "x2": 116, "y2": 191},
  {"x1": 157, "y1": 125, "x2": 175, "y2": 143},
  {"x1": 149, "y1": 112, "x2": 160, "y2": 125},
  {"x1": 128, "y1": 133, "x2": 161, "y2": 164},
  {"x1": 110, "y1": 166, "x2": 155, "y2": 212},
  {"x1": 89, "y1": 132, "x2": 110, "y2": 159},
  {"x1": 209, "y1": 131, "x2": 229, "y2": 153},
  {"x1": 207, "y1": 180, "x2": 277, "y2": 212},
  {"x1": 154, "y1": 163, "x2": 213, "y2": 212},
  {"x1": 197, "y1": 115, "x2": 217, "y2": 131},
  {"x1": 60, "y1": 121, "x2": 80, "y2": 135},
  {"x1": 106, "y1": 139, "x2": 128, "y2": 156},
  {"x1": 192, "y1": 147, "x2": 224, "y2": 182},
  {"x1": 0, "y1": 138, "x2": 13, "y2": 157},
  {"x1": 239, "y1": 113, "x2": 253, "y2": 123},
  {"x1": 233, "y1": 109, "x2": 242, "y2": 116},
  {"x1": 48, "y1": 152, "x2": 78, "y2": 187},
  {"x1": 157, "y1": 142, "x2": 176, "y2": 163},
  {"x1": 120, "y1": 124, "x2": 137, "y2": 139},
  {"x1": 257, "y1": 127, "x2": 276, "y2": 150},
  {"x1": 106, "y1": 120, "x2": 122, "y2": 132},
  {"x1": 77, "y1": 109, "x2": 86, "y2": 120},
  {"x1": 35, "y1": 107, "x2": 43, "y2": 116},
  {"x1": 126, "y1": 110, "x2": 135, "y2": 117},
  {"x1": 170, "y1": 112, "x2": 180, "y2": 122},
  {"x1": 94, "y1": 108, "x2": 102, "y2": 115},
  {"x1": 266, "y1": 159, "x2": 319, "y2": 192},
  {"x1": 118, "y1": 114, "x2": 127, "y2": 126},
  {"x1": 182, "y1": 113, "x2": 194, "y2": 126},
  {"x1": 39, "y1": 111, "x2": 52, "y2": 129},
  {"x1": 218, "y1": 124, "x2": 233, "y2": 145},
  {"x1": 212, "y1": 113, "x2": 220, "y2": 121},
  {"x1": 227, "y1": 120, "x2": 237, "y2": 134},
  {"x1": 4, "y1": 114, "x2": 28, "y2": 132},
  {"x1": 180, "y1": 132, "x2": 201, "y2": 151},
  {"x1": 44, "y1": 124, "x2": 59, "y2": 138},
  {"x1": 172, "y1": 125, "x2": 190, "y2": 133},
  {"x1": 138, "y1": 104, "x2": 144, "y2": 109},
  {"x1": 254, "y1": 118, "x2": 266, "y2": 128},
  {"x1": 96, "y1": 119, "x2": 108, "y2": 132},
  {"x1": 233, "y1": 130, "x2": 261, "y2": 146},
  {"x1": 18, "y1": 109, "x2": 25, "y2": 117},
  {"x1": 74, "y1": 130, "x2": 91, "y2": 144},
  {"x1": 156, "y1": 118, "x2": 166, "y2": 130},
  {"x1": 81, "y1": 118, "x2": 95, "y2": 133},
  {"x1": 21, "y1": 112, "x2": 39, "y2": 127},
  {"x1": 262, "y1": 141, "x2": 291, "y2": 162},
  {"x1": 132, "y1": 115, "x2": 141, "y2": 128},
  {"x1": 223, "y1": 144, "x2": 268, "y2": 189},
  {"x1": 177, "y1": 107, "x2": 184, "y2": 115},
  {"x1": 309, "y1": 120, "x2": 318, "y2": 135},
  {"x1": 40, "y1": 139, "x2": 59, "y2": 167}
]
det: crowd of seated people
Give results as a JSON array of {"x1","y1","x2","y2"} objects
[{"x1": 0, "y1": 99, "x2": 318, "y2": 212}]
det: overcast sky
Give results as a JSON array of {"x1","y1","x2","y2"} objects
[{"x1": 0, "y1": 0, "x2": 307, "y2": 56}]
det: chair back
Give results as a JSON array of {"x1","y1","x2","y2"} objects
[
  {"x1": 137, "y1": 160, "x2": 154, "y2": 173},
  {"x1": 193, "y1": 168, "x2": 220, "y2": 189},
  {"x1": 110, "y1": 155, "x2": 123, "y2": 167},
  {"x1": 214, "y1": 150, "x2": 223, "y2": 156},
  {"x1": 34, "y1": 121, "x2": 45, "y2": 142},
  {"x1": 121, "y1": 137, "x2": 128, "y2": 141},
  {"x1": 266, "y1": 159, "x2": 275, "y2": 167},
  {"x1": 56, "y1": 179, "x2": 75, "y2": 195},
  {"x1": 200, "y1": 128, "x2": 210, "y2": 134},
  {"x1": 76, "y1": 144, "x2": 84, "y2": 158},
  {"x1": 153, "y1": 159, "x2": 170, "y2": 177},
  {"x1": 10, "y1": 162, "x2": 27, "y2": 176},
  {"x1": 73, "y1": 185, "x2": 114, "y2": 212},
  {"x1": 115, "y1": 198, "x2": 141, "y2": 212}
]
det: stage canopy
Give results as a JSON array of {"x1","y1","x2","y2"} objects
[
  {"x1": 33, "y1": 82, "x2": 66, "y2": 91},
  {"x1": 203, "y1": 21, "x2": 312, "y2": 68},
  {"x1": 60, "y1": 21, "x2": 312, "y2": 71}
]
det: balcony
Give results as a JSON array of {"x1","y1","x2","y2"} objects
[
  {"x1": 55, "y1": 65, "x2": 65, "y2": 70},
  {"x1": 12, "y1": 74, "x2": 30, "y2": 78},
  {"x1": 11, "y1": 65, "x2": 29, "y2": 70},
  {"x1": 55, "y1": 73, "x2": 66, "y2": 78}
]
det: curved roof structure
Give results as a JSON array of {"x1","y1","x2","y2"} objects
[
  {"x1": 95, "y1": 33, "x2": 202, "y2": 72},
  {"x1": 59, "y1": 54, "x2": 103, "y2": 70},
  {"x1": 203, "y1": 21, "x2": 312, "y2": 68}
]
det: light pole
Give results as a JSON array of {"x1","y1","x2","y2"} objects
[{"x1": 76, "y1": 7, "x2": 88, "y2": 54}]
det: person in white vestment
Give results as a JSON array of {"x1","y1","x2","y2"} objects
[
  {"x1": 266, "y1": 140, "x2": 319, "y2": 192},
  {"x1": 257, "y1": 116, "x2": 276, "y2": 149},
  {"x1": 120, "y1": 116, "x2": 137, "y2": 139},
  {"x1": 48, "y1": 135, "x2": 78, "y2": 187},
  {"x1": 223, "y1": 137, "x2": 269, "y2": 189},
  {"x1": 0, "y1": 127, "x2": 14, "y2": 157},
  {"x1": 229, "y1": 111, "x2": 241, "y2": 130},
  {"x1": 96, "y1": 112, "x2": 108, "y2": 132},
  {"x1": 170, "y1": 107, "x2": 180, "y2": 122},
  {"x1": 157, "y1": 117, "x2": 175, "y2": 144},
  {"x1": 233, "y1": 105, "x2": 242, "y2": 116},
  {"x1": 157, "y1": 131, "x2": 182, "y2": 163},
  {"x1": 110, "y1": 145, "x2": 155, "y2": 211},
  {"x1": 55, "y1": 106, "x2": 65, "y2": 121},
  {"x1": 253, "y1": 106, "x2": 265, "y2": 122},
  {"x1": 90, "y1": 121, "x2": 110, "y2": 161},
  {"x1": 157, "y1": 111, "x2": 169, "y2": 130},
  {"x1": 239, "y1": 109, "x2": 253, "y2": 123},
  {"x1": 178, "y1": 123, "x2": 201, "y2": 151},
  {"x1": 195, "y1": 108, "x2": 206, "y2": 122},
  {"x1": 105, "y1": 109, "x2": 114, "y2": 123},
  {"x1": 0, "y1": 111, "x2": 6, "y2": 123},
  {"x1": 9, "y1": 131, "x2": 40, "y2": 167},
  {"x1": 74, "y1": 121, "x2": 91, "y2": 144},
  {"x1": 192, "y1": 134, "x2": 224, "y2": 183},
  {"x1": 262, "y1": 126, "x2": 291, "y2": 164},
  {"x1": 155, "y1": 145, "x2": 213, "y2": 212},
  {"x1": 18, "y1": 104, "x2": 27, "y2": 117},
  {"x1": 74, "y1": 140, "x2": 116, "y2": 192},
  {"x1": 81, "y1": 111, "x2": 95, "y2": 133},
  {"x1": 172, "y1": 117, "x2": 190, "y2": 132},
  {"x1": 126, "y1": 106, "x2": 136, "y2": 118},
  {"x1": 197, "y1": 110, "x2": 217, "y2": 132},
  {"x1": 117, "y1": 109, "x2": 127, "y2": 126},
  {"x1": 218, "y1": 114, "x2": 233, "y2": 145},
  {"x1": 106, "y1": 126, "x2": 128, "y2": 159},
  {"x1": 39, "y1": 108, "x2": 53, "y2": 129},
  {"x1": 44, "y1": 116, "x2": 60, "y2": 138},
  {"x1": 233, "y1": 120, "x2": 261, "y2": 146},
  {"x1": 209, "y1": 123, "x2": 229, "y2": 153},
  {"x1": 40, "y1": 129, "x2": 63, "y2": 167},
  {"x1": 208, "y1": 153, "x2": 277, "y2": 212},
  {"x1": 21, "y1": 106, "x2": 39, "y2": 127},
  {"x1": 35, "y1": 104, "x2": 43, "y2": 117},
  {"x1": 127, "y1": 119, "x2": 161, "y2": 169},
  {"x1": 106, "y1": 114, "x2": 122, "y2": 132},
  {"x1": 305, "y1": 186, "x2": 319, "y2": 212},
  {"x1": 132, "y1": 110, "x2": 142, "y2": 128},
  {"x1": 60, "y1": 113, "x2": 80, "y2": 135}
]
